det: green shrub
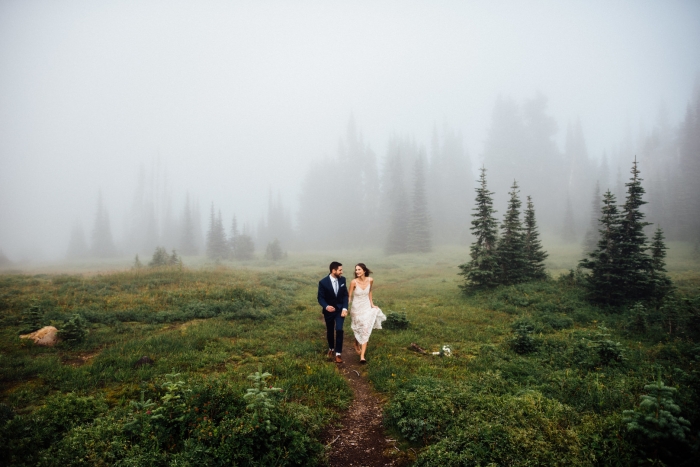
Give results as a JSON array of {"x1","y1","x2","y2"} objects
[
  {"x1": 20, "y1": 301, "x2": 44, "y2": 334},
  {"x1": 510, "y1": 323, "x2": 538, "y2": 354},
  {"x1": 384, "y1": 378, "x2": 466, "y2": 444},
  {"x1": 383, "y1": 311, "x2": 409, "y2": 330},
  {"x1": 623, "y1": 379, "x2": 691, "y2": 464},
  {"x1": 629, "y1": 302, "x2": 647, "y2": 333},
  {"x1": 0, "y1": 393, "x2": 107, "y2": 466},
  {"x1": 58, "y1": 313, "x2": 88, "y2": 345},
  {"x1": 591, "y1": 326, "x2": 625, "y2": 365},
  {"x1": 399, "y1": 390, "x2": 584, "y2": 466}
]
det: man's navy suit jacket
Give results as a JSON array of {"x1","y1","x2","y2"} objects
[{"x1": 317, "y1": 275, "x2": 349, "y2": 313}]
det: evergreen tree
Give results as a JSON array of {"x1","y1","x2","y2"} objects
[
  {"x1": 90, "y1": 191, "x2": 117, "y2": 258},
  {"x1": 20, "y1": 302, "x2": 43, "y2": 334},
  {"x1": 582, "y1": 181, "x2": 602, "y2": 254},
  {"x1": 561, "y1": 193, "x2": 577, "y2": 243},
  {"x1": 205, "y1": 205, "x2": 229, "y2": 261},
  {"x1": 233, "y1": 230, "x2": 255, "y2": 260},
  {"x1": 265, "y1": 238, "x2": 284, "y2": 261},
  {"x1": 0, "y1": 249, "x2": 11, "y2": 268},
  {"x1": 228, "y1": 216, "x2": 239, "y2": 252},
  {"x1": 459, "y1": 167, "x2": 500, "y2": 290},
  {"x1": 385, "y1": 153, "x2": 410, "y2": 255},
  {"x1": 495, "y1": 181, "x2": 528, "y2": 285},
  {"x1": 149, "y1": 247, "x2": 170, "y2": 267},
  {"x1": 59, "y1": 314, "x2": 88, "y2": 346},
  {"x1": 649, "y1": 227, "x2": 673, "y2": 306},
  {"x1": 617, "y1": 159, "x2": 653, "y2": 301},
  {"x1": 408, "y1": 156, "x2": 431, "y2": 252},
  {"x1": 579, "y1": 190, "x2": 626, "y2": 305},
  {"x1": 623, "y1": 379, "x2": 691, "y2": 462},
  {"x1": 179, "y1": 193, "x2": 198, "y2": 255},
  {"x1": 523, "y1": 195, "x2": 548, "y2": 280},
  {"x1": 66, "y1": 221, "x2": 89, "y2": 259}
]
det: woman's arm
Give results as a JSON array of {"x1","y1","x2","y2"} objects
[
  {"x1": 369, "y1": 278, "x2": 375, "y2": 308},
  {"x1": 347, "y1": 279, "x2": 355, "y2": 306}
]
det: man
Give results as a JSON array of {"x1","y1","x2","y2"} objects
[{"x1": 317, "y1": 261, "x2": 349, "y2": 363}]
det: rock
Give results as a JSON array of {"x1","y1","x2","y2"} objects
[
  {"x1": 134, "y1": 355, "x2": 154, "y2": 367},
  {"x1": 20, "y1": 326, "x2": 58, "y2": 346}
]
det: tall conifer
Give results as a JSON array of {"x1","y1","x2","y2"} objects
[
  {"x1": 495, "y1": 181, "x2": 528, "y2": 285},
  {"x1": 562, "y1": 193, "x2": 577, "y2": 243},
  {"x1": 408, "y1": 156, "x2": 431, "y2": 252},
  {"x1": 523, "y1": 195, "x2": 548, "y2": 280},
  {"x1": 206, "y1": 204, "x2": 229, "y2": 261},
  {"x1": 580, "y1": 190, "x2": 626, "y2": 305},
  {"x1": 583, "y1": 181, "x2": 602, "y2": 254},
  {"x1": 91, "y1": 191, "x2": 117, "y2": 257},
  {"x1": 649, "y1": 227, "x2": 673, "y2": 306},
  {"x1": 459, "y1": 167, "x2": 500, "y2": 290},
  {"x1": 180, "y1": 193, "x2": 198, "y2": 255},
  {"x1": 618, "y1": 159, "x2": 653, "y2": 301},
  {"x1": 385, "y1": 156, "x2": 410, "y2": 255}
]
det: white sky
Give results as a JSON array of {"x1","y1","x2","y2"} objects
[{"x1": 1, "y1": 0, "x2": 699, "y2": 260}]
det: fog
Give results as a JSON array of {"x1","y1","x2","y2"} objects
[{"x1": 1, "y1": 0, "x2": 699, "y2": 262}]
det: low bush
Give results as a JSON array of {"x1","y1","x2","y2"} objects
[{"x1": 383, "y1": 311, "x2": 410, "y2": 330}]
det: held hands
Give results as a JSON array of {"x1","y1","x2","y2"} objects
[{"x1": 341, "y1": 309, "x2": 348, "y2": 317}]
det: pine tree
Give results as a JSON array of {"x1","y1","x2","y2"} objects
[
  {"x1": 66, "y1": 221, "x2": 89, "y2": 259},
  {"x1": 623, "y1": 379, "x2": 691, "y2": 462},
  {"x1": 20, "y1": 302, "x2": 43, "y2": 334},
  {"x1": 233, "y1": 227, "x2": 255, "y2": 260},
  {"x1": 579, "y1": 190, "x2": 626, "y2": 305},
  {"x1": 618, "y1": 158, "x2": 653, "y2": 301},
  {"x1": 0, "y1": 249, "x2": 11, "y2": 268},
  {"x1": 459, "y1": 167, "x2": 500, "y2": 290},
  {"x1": 582, "y1": 181, "x2": 602, "y2": 254},
  {"x1": 649, "y1": 227, "x2": 674, "y2": 306},
  {"x1": 59, "y1": 314, "x2": 88, "y2": 346},
  {"x1": 523, "y1": 195, "x2": 548, "y2": 280},
  {"x1": 561, "y1": 193, "x2": 577, "y2": 243},
  {"x1": 180, "y1": 193, "x2": 198, "y2": 256},
  {"x1": 408, "y1": 156, "x2": 431, "y2": 252},
  {"x1": 265, "y1": 238, "x2": 284, "y2": 261},
  {"x1": 228, "y1": 216, "x2": 239, "y2": 253},
  {"x1": 385, "y1": 155, "x2": 410, "y2": 255},
  {"x1": 205, "y1": 205, "x2": 229, "y2": 261},
  {"x1": 495, "y1": 181, "x2": 528, "y2": 285},
  {"x1": 90, "y1": 191, "x2": 117, "y2": 258}
]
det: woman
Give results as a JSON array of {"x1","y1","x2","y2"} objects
[{"x1": 348, "y1": 263, "x2": 386, "y2": 364}]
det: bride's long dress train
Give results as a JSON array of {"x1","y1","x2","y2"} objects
[{"x1": 350, "y1": 284, "x2": 386, "y2": 345}]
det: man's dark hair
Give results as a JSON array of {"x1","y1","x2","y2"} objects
[{"x1": 329, "y1": 261, "x2": 342, "y2": 273}]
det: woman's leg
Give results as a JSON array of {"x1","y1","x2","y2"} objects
[
  {"x1": 354, "y1": 338, "x2": 361, "y2": 353},
  {"x1": 360, "y1": 342, "x2": 368, "y2": 361}
]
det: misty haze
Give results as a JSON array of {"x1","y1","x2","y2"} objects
[{"x1": 1, "y1": 2, "x2": 700, "y2": 466}]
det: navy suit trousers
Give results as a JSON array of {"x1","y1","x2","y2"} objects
[{"x1": 323, "y1": 310, "x2": 345, "y2": 353}]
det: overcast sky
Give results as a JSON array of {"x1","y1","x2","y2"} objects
[{"x1": 1, "y1": 0, "x2": 699, "y2": 260}]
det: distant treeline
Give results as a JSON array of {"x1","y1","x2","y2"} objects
[{"x1": 67, "y1": 87, "x2": 700, "y2": 260}]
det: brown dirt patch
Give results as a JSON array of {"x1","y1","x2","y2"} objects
[
  {"x1": 61, "y1": 350, "x2": 99, "y2": 367},
  {"x1": 322, "y1": 350, "x2": 409, "y2": 467}
]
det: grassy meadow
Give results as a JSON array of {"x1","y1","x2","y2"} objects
[{"x1": 1, "y1": 241, "x2": 699, "y2": 466}]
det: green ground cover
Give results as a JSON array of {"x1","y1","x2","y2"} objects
[{"x1": 1, "y1": 243, "x2": 698, "y2": 465}]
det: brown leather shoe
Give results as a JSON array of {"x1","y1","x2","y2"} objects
[
  {"x1": 326, "y1": 349, "x2": 334, "y2": 360},
  {"x1": 335, "y1": 355, "x2": 343, "y2": 364}
]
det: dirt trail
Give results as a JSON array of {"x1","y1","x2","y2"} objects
[{"x1": 322, "y1": 351, "x2": 405, "y2": 467}]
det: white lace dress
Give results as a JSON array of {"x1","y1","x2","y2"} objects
[{"x1": 350, "y1": 282, "x2": 386, "y2": 345}]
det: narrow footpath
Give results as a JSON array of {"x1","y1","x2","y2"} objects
[{"x1": 322, "y1": 352, "x2": 407, "y2": 467}]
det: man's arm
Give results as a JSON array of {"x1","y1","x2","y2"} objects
[{"x1": 317, "y1": 280, "x2": 333, "y2": 311}]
